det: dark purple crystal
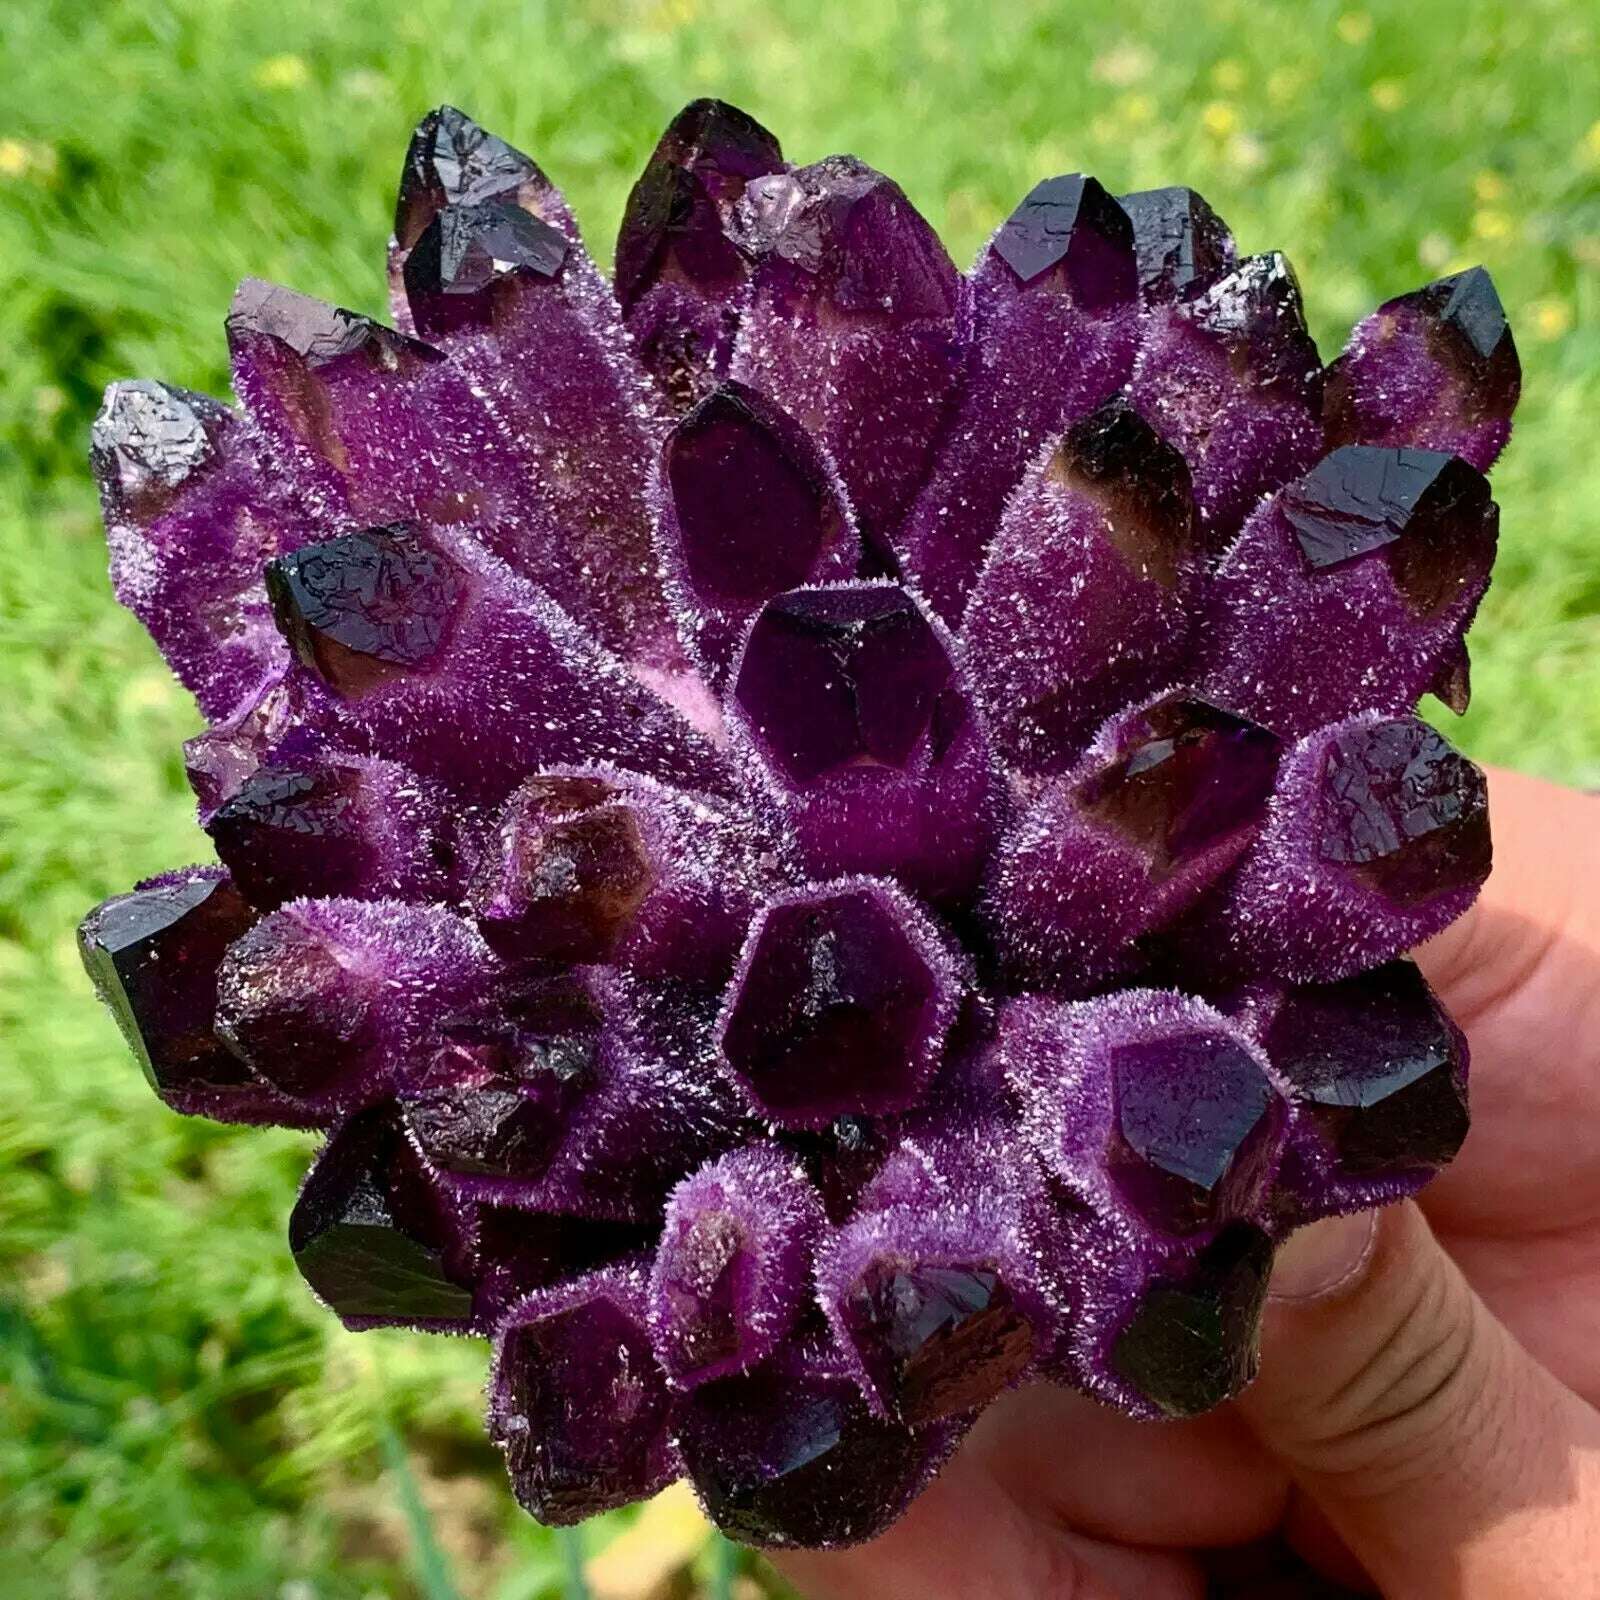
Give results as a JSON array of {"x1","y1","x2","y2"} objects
[
  {"x1": 840, "y1": 1261, "x2": 1033, "y2": 1425},
  {"x1": 990, "y1": 174, "x2": 1138, "y2": 305},
  {"x1": 731, "y1": 155, "x2": 964, "y2": 554},
  {"x1": 1319, "y1": 718, "x2": 1492, "y2": 905},
  {"x1": 961, "y1": 399, "x2": 1199, "y2": 775},
  {"x1": 1110, "y1": 1222, "x2": 1273, "y2": 1418},
  {"x1": 649, "y1": 1144, "x2": 822, "y2": 1386},
  {"x1": 206, "y1": 753, "x2": 453, "y2": 908},
  {"x1": 718, "y1": 884, "x2": 954, "y2": 1128},
  {"x1": 734, "y1": 586, "x2": 954, "y2": 784},
  {"x1": 77, "y1": 869, "x2": 310, "y2": 1125},
  {"x1": 666, "y1": 383, "x2": 852, "y2": 608},
  {"x1": 615, "y1": 100, "x2": 785, "y2": 405},
  {"x1": 1107, "y1": 1034, "x2": 1278, "y2": 1234},
  {"x1": 1266, "y1": 961, "x2": 1469, "y2": 1178},
  {"x1": 403, "y1": 200, "x2": 569, "y2": 337},
  {"x1": 489, "y1": 1264, "x2": 677, "y2": 1524},
  {"x1": 898, "y1": 177, "x2": 1140, "y2": 623},
  {"x1": 1117, "y1": 186, "x2": 1236, "y2": 303},
  {"x1": 731, "y1": 583, "x2": 998, "y2": 899},
  {"x1": 289, "y1": 1108, "x2": 476, "y2": 1330},
  {"x1": 1077, "y1": 695, "x2": 1281, "y2": 875},
  {"x1": 402, "y1": 992, "x2": 600, "y2": 1185},
  {"x1": 466, "y1": 777, "x2": 655, "y2": 963},
  {"x1": 1324, "y1": 267, "x2": 1520, "y2": 473},
  {"x1": 675, "y1": 1356, "x2": 954, "y2": 1548},
  {"x1": 266, "y1": 524, "x2": 466, "y2": 698},
  {"x1": 1282, "y1": 446, "x2": 1498, "y2": 618},
  {"x1": 1129, "y1": 251, "x2": 1323, "y2": 548},
  {"x1": 395, "y1": 105, "x2": 554, "y2": 254}
]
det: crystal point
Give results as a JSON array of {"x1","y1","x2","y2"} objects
[
  {"x1": 718, "y1": 882, "x2": 957, "y2": 1128},
  {"x1": 290, "y1": 1108, "x2": 476, "y2": 1330},
  {"x1": 1117, "y1": 186, "x2": 1236, "y2": 303},
  {"x1": 1325, "y1": 267, "x2": 1520, "y2": 472},
  {"x1": 489, "y1": 1263, "x2": 677, "y2": 1524}
]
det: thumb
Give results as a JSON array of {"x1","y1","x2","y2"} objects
[{"x1": 1237, "y1": 1202, "x2": 1600, "y2": 1597}]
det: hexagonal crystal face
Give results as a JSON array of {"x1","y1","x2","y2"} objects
[
  {"x1": 1282, "y1": 446, "x2": 1497, "y2": 617},
  {"x1": 677, "y1": 1365, "x2": 930, "y2": 1549},
  {"x1": 1110, "y1": 1222, "x2": 1273, "y2": 1417},
  {"x1": 720, "y1": 887, "x2": 945, "y2": 1127},
  {"x1": 1317, "y1": 720, "x2": 1491, "y2": 906},
  {"x1": 666, "y1": 384, "x2": 844, "y2": 605},
  {"x1": 266, "y1": 524, "x2": 466, "y2": 697},
  {"x1": 1075, "y1": 695, "x2": 1280, "y2": 877},
  {"x1": 78, "y1": 873, "x2": 258, "y2": 1099},
  {"x1": 492, "y1": 1289, "x2": 673, "y2": 1523},
  {"x1": 734, "y1": 586, "x2": 959, "y2": 786},
  {"x1": 990, "y1": 174, "x2": 1137, "y2": 308},
  {"x1": 842, "y1": 1258, "x2": 1035, "y2": 1424},
  {"x1": 1267, "y1": 961, "x2": 1468, "y2": 1175},
  {"x1": 467, "y1": 778, "x2": 655, "y2": 963},
  {"x1": 1106, "y1": 1033, "x2": 1279, "y2": 1234}
]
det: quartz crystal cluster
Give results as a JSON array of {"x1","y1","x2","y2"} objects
[{"x1": 80, "y1": 101, "x2": 1513, "y2": 1548}]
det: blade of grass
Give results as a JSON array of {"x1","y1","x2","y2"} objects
[
  {"x1": 559, "y1": 1524, "x2": 591, "y2": 1600},
  {"x1": 377, "y1": 1417, "x2": 466, "y2": 1600},
  {"x1": 709, "y1": 1530, "x2": 739, "y2": 1600}
]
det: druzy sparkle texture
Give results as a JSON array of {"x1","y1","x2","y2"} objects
[{"x1": 81, "y1": 101, "x2": 1512, "y2": 1549}]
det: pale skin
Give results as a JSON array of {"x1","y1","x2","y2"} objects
[{"x1": 774, "y1": 770, "x2": 1600, "y2": 1599}]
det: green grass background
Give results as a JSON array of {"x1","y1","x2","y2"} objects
[{"x1": 1, "y1": 0, "x2": 1596, "y2": 1594}]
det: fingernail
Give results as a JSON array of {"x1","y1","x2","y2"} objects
[{"x1": 1270, "y1": 1211, "x2": 1378, "y2": 1302}]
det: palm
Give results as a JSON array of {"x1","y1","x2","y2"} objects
[{"x1": 779, "y1": 772, "x2": 1600, "y2": 1598}]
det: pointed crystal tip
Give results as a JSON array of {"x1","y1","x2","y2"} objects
[{"x1": 395, "y1": 104, "x2": 545, "y2": 251}]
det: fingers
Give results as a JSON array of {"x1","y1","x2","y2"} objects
[
  {"x1": 1236, "y1": 1202, "x2": 1600, "y2": 1597},
  {"x1": 770, "y1": 1441, "x2": 1207, "y2": 1600},
  {"x1": 1414, "y1": 770, "x2": 1600, "y2": 1279},
  {"x1": 1417, "y1": 767, "x2": 1600, "y2": 1021}
]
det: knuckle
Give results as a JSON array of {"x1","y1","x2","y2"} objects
[{"x1": 1293, "y1": 1269, "x2": 1490, "y2": 1495}]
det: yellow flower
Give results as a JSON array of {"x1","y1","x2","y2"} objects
[
  {"x1": 1201, "y1": 101, "x2": 1239, "y2": 139},
  {"x1": 1532, "y1": 298, "x2": 1573, "y2": 341},
  {"x1": 1337, "y1": 10, "x2": 1373, "y2": 44},
  {"x1": 1369, "y1": 79, "x2": 1406, "y2": 112},
  {"x1": 254, "y1": 54, "x2": 310, "y2": 91},
  {"x1": 1472, "y1": 209, "x2": 1514, "y2": 242},
  {"x1": 1267, "y1": 68, "x2": 1304, "y2": 106},
  {"x1": 0, "y1": 138, "x2": 56, "y2": 182},
  {"x1": 1474, "y1": 170, "x2": 1506, "y2": 202},
  {"x1": 1119, "y1": 93, "x2": 1156, "y2": 126},
  {"x1": 1211, "y1": 59, "x2": 1247, "y2": 93}
]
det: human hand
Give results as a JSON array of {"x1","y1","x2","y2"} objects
[{"x1": 773, "y1": 769, "x2": 1600, "y2": 1598}]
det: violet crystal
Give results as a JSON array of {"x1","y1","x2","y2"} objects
[{"x1": 81, "y1": 101, "x2": 1509, "y2": 1549}]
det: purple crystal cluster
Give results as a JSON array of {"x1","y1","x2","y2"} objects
[{"x1": 81, "y1": 102, "x2": 1512, "y2": 1548}]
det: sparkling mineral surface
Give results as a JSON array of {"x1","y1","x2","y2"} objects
[{"x1": 81, "y1": 101, "x2": 1508, "y2": 1550}]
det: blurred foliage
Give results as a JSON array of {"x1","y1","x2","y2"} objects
[{"x1": 0, "y1": 0, "x2": 1595, "y2": 1594}]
